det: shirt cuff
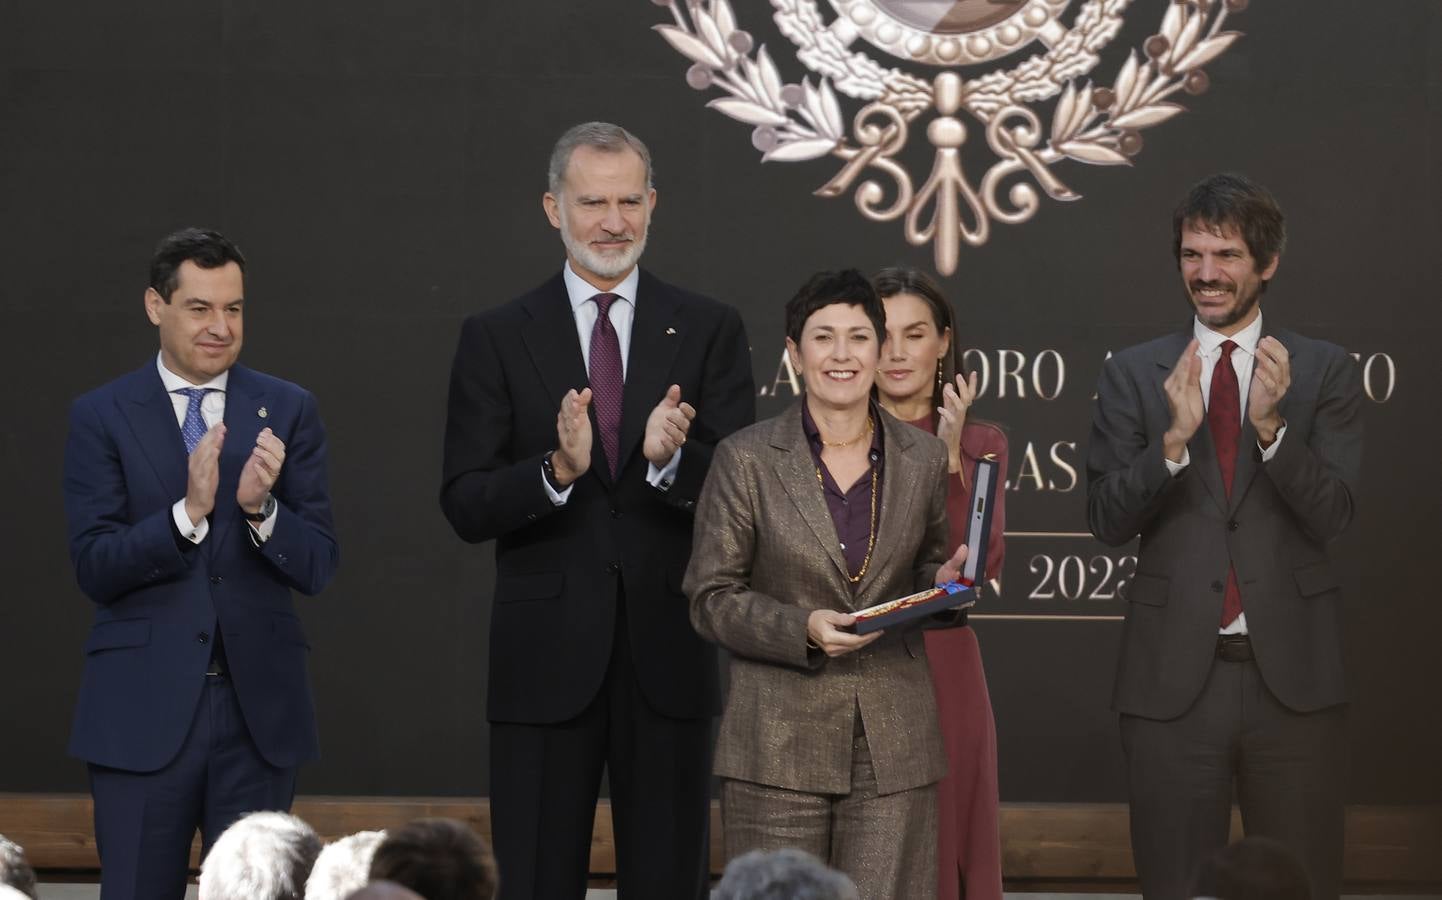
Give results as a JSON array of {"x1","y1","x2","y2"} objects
[
  {"x1": 247, "y1": 502, "x2": 278, "y2": 544},
  {"x1": 1164, "y1": 446, "x2": 1190, "y2": 477},
  {"x1": 1259, "y1": 422, "x2": 1287, "y2": 461},
  {"x1": 646, "y1": 448, "x2": 683, "y2": 491},
  {"x1": 172, "y1": 499, "x2": 208, "y2": 544},
  {"x1": 542, "y1": 466, "x2": 573, "y2": 506}
]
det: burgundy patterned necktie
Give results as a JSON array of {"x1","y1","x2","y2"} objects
[
  {"x1": 588, "y1": 293, "x2": 624, "y2": 477},
  {"x1": 1209, "y1": 340, "x2": 1244, "y2": 627}
]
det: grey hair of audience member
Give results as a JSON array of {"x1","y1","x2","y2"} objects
[
  {"x1": 1190, "y1": 836, "x2": 1311, "y2": 900},
  {"x1": 713, "y1": 848, "x2": 860, "y2": 900},
  {"x1": 0, "y1": 835, "x2": 37, "y2": 900},
  {"x1": 343, "y1": 881, "x2": 424, "y2": 900},
  {"x1": 305, "y1": 830, "x2": 387, "y2": 900},
  {"x1": 198, "y1": 811, "x2": 323, "y2": 900}
]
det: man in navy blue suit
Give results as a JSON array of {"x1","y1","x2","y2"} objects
[{"x1": 63, "y1": 228, "x2": 339, "y2": 900}]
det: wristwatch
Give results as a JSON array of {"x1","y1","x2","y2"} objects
[
  {"x1": 243, "y1": 494, "x2": 277, "y2": 523},
  {"x1": 541, "y1": 450, "x2": 565, "y2": 492}
]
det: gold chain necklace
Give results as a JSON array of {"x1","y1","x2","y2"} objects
[
  {"x1": 819, "y1": 415, "x2": 873, "y2": 448},
  {"x1": 815, "y1": 441, "x2": 880, "y2": 584}
]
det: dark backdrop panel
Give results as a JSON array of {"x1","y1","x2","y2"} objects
[{"x1": 2, "y1": 0, "x2": 1439, "y2": 809}]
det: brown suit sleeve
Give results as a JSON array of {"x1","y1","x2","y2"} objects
[{"x1": 684, "y1": 438, "x2": 818, "y2": 670}]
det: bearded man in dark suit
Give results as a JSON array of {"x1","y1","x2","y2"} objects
[
  {"x1": 440, "y1": 121, "x2": 755, "y2": 900},
  {"x1": 1087, "y1": 174, "x2": 1362, "y2": 900}
]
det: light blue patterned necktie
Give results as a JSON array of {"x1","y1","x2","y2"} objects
[{"x1": 175, "y1": 387, "x2": 216, "y2": 453}]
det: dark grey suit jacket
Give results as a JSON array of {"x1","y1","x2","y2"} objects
[{"x1": 1086, "y1": 321, "x2": 1363, "y2": 720}]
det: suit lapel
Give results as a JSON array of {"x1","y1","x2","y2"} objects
[
  {"x1": 120, "y1": 364, "x2": 188, "y2": 500},
  {"x1": 520, "y1": 274, "x2": 611, "y2": 485},
  {"x1": 616, "y1": 271, "x2": 684, "y2": 476},
  {"x1": 1153, "y1": 331, "x2": 1227, "y2": 513},
  {"x1": 855, "y1": 413, "x2": 920, "y2": 606},
  {"x1": 769, "y1": 405, "x2": 851, "y2": 586},
  {"x1": 210, "y1": 367, "x2": 267, "y2": 554}
]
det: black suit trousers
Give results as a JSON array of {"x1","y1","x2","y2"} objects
[
  {"x1": 1121, "y1": 654, "x2": 1346, "y2": 900},
  {"x1": 489, "y1": 581, "x2": 712, "y2": 900}
]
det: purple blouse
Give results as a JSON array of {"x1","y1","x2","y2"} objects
[{"x1": 801, "y1": 401, "x2": 885, "y2": 585}]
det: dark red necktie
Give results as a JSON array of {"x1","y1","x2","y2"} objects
[
  {"x1": 1209, "y1": 340, "x2": 1243, "y2": 627},
  {"x1": 588, "y1": 293, "x2": 624, "y2": 477}
]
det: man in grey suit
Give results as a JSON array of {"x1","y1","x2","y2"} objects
[{"x1": 1087, "y1": 174, "x2": 1362, "y2": 900}]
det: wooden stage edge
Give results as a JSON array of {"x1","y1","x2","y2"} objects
[{"x1": 1, "y1": 795, "x2": 1438, "y2": 892}]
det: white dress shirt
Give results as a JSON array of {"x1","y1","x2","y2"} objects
[
  {"x1": 544, "y1": 263, "x2": 683, "y2": 504},
  {"x1": 1162, "y1": 313, "x2": 1287, "y2": 634},
  {"x1": 157, "y1": 354, "x2": 277, "y2": 543}
]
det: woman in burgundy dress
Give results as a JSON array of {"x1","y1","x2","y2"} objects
[{"x1": 873, "y1": 267, "x2": 1007, "y2": 900}]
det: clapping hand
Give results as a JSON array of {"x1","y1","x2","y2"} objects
[
  {"x1": 237, "y1": 428, "x2": 286, "y2": 514},
  {"x1": 1162, "y1": 339, "x2": 1204, "y2": 463},
  {"x1": 551, "y1": 388, "x2": 594, "y2": 487},
  {"x1": 643, "y1": 384, "x2": 696, "y2": 467},
  {"x1": 935, "y1": 371, "x2": 978, "y2": 474}
]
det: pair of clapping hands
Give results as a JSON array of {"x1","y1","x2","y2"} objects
[
  {"x1": 1162, "y1": 336, "x2": 1291, "y2": 462},
  {"x1": 549, "y1": 384, "x2": 695, "y2": 487},
  {"x1": 184, "y1": 425, "x2": 285, "y2": 526}
]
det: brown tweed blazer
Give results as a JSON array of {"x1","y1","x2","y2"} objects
[{"x1": 685, "y1": 401, "x2": 954, "y2": 796}]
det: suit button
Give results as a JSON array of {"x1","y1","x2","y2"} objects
[
  {"x1": 606, "y1": 562, "x2": 621, "y2": 574},
  {"x1": 1211, "y1": 581, "x2": 1224, "y2": 592},
  {"x1": 1228, "y1": 520, "x2": 1239, "y2": 531},
  {"x1": 210, "y1": 575, "x2": 223, "y2": 585},
  {"x1": 611, "y1": 509, "x2": 623, "y2": 519},
  {"x1": 197, "y1": 632, "x2": 210, "y2": 644},
  {"x1": 276, "y1": 554, "x2": 288, "y2": 565}
]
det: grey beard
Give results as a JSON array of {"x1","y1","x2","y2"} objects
[{"x1": 561, "y1": 227, "x2": 648, "y2": 280}]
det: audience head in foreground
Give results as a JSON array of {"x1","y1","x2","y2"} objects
[
  {"x1": 1191, "y1": 836, "x2": 1311, "y2": 900},
  {"x1": 343, "y1": 882, "x2": 424, "y2": 900},
  {"x1": 198, "y1": 811, "x2": 323, "y2": 900},
  {"x1": 714, "y1": 848, "x2": 860, "y2": 900},
  {"x1": 368, "y1": 818, "x2": 498, "y2": 900},
  {"x1": 305, "y1": 830, "x2": 387, "y2": 900},
  {"x1": 0, "y1": 835, "x2": 37, "y2": 900}
]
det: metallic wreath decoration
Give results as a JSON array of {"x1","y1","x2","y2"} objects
[{"x1": 651, "y1": 0, "x2": 1249, "y2": 274}]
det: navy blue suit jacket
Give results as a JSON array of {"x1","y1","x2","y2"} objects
[{"x1": 64, "y1": 361, "x2": 338, "y2": 772}]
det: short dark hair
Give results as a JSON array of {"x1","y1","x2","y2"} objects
[
  {"x1": 149, "y1": 227, "x2": 246, "y2": 302},
  {"x1": 1190, "y1": 836, "x2": 1311, "y2": 900},
  {"x1": 368, "y1": 818, "x2": 498, "y2": 900},
  {"x1": 1172, "y1": 173, "x2": 1286, "y2": 272},
  {"x1": 784, "y1": 269, "x2": 886, "y2": 346}
]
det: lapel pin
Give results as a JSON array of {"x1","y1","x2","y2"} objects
[
  {"x1": 665, "y1": 327, "x2": 676, "y2": 335},
  {"x1": 257, "y1": 407, "x2": 269, "y2": 419}
]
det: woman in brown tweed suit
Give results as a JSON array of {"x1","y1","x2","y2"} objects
[{"x1": 684, "y1": 270, "x2": 971, "y2": 899}]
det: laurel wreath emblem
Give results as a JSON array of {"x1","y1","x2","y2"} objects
[{"x1": 652, "y1": 0, "x2": 1249, "y2": 274}]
